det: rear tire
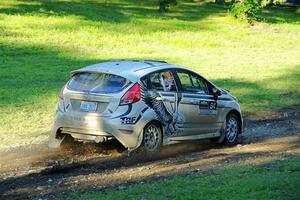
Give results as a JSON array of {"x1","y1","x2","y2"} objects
[{"x1": 138, "y1": 122, "x2": 162, "y2": 158}]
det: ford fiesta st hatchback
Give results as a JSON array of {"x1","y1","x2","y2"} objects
[{"x1": 49, "y1": 60, "x2": 243, "y2": 154}]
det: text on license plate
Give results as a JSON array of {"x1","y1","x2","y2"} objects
[{"x1": 80, "y1": 101, "x2": 98, "y2": 112}]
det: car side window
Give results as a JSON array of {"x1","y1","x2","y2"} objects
[
  {"x1": 177, "y1": 71, "x2": 209, "y2": 94},
  {"x1": 150, "y1": 71, "x2": 176, "y2": 92}
]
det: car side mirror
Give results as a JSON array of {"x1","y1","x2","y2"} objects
[{"x1": 212, "y1": 88, "x2": 222, "y2": 96}]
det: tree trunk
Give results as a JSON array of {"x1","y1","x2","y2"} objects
[
  {"x1": 171, "y1": 0, "x2": 177, "y2": 5},
  {"x1": 158, "y1": 0, "x2": 177, "y2": 13},
  {"x1": 216, "y1": 0, "x2": 226, "y2": 4},
  {"x1": 159, "y1": 2, "x2": 166, "y2": 12}
]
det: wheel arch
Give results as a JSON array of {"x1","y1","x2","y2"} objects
[
  {"x1": 226, "y1": 109, "x2": 243, "y2": 134},
  {"x1": 143, "y1": 119, "x2": 164, "y2": 141}
]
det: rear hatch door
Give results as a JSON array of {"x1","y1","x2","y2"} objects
[{"x1": 64, "y1": 72, "x2": 131, "y2": 116}]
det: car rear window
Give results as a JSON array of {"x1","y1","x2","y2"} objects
[{"x1": 68, "y1": 72, "x2": 131, "y2": 93}]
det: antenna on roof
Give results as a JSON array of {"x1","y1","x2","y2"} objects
[{"x1": 143, "y1": 60, "x2": 167, "y2": 63}]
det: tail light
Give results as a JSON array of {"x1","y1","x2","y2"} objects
[
  {"x1": 119, "y1": 83, "x2": 141, "y2": 106},
  {"x1": 59, "y1": 84, "x2": 66, "y2": 100},
  {"x1": 58, "y1": 84, "x2": 66, "y2": 112}
]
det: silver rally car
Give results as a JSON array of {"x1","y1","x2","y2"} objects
[{"x1": 49, "y1": 60, "x2": 243, "y2": 154}]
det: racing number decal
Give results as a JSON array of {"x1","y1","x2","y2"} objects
[
  {"x1": 199, "y1": 100, "x2": 217, "y2": 110},
  {"x1": 209, "y1": 101, "x2": 217, "y2": 110}
]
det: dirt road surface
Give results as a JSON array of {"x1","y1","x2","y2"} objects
[{"x1": 0, "y1": 107, "x2": 299, "y2": 199}]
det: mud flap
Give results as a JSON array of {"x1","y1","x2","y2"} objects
[
  {"x1": 136, "y1": 130, "x2": 144, "y2": 149},
  {"x1": 215, "y1": 121, "x2": 226, "y2": 143},
  {"x1": 127, "y1": 130, "x2": 144, "y2": 154}
]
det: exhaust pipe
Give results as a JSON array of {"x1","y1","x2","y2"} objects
[{"x1": 95, "y1": 136, "x2": 107, "y2": 143}]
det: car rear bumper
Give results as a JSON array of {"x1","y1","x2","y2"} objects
[{"x1": 48, "y1": 108, "x2": 148, "y2": 150}]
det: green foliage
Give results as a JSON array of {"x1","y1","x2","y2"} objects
[
  {"x1": 230, "y1": 0, "x2": 288, "y2": 23},
  {"x1": 230, "y1": 0, "x2": 263, "y2": 23}
]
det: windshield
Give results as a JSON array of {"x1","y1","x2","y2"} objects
[{"x1": 68, "y1": 72, "x2": 131, "y2": 93}]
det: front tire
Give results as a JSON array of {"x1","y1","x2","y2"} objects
[
  {"x1": 211, "y1": 113, "x2": 240, "y2": 146},
  {"x1": 223, "y1": 113, "x2": 240, "y2": 145}
]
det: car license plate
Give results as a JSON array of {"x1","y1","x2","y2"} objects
[{"x1": 80, "y1": 101, "x2": 98, "y2": 112}]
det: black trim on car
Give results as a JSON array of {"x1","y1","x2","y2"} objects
[
  {"x1": 183, "y1": 94, "x2": 232, "y2": 101},
  {"x1": 112, "y1": 104, "x2": 132, "y2": 119},
  {"x1": 160, "y1": 92, "x2": 175, "y2": 97},
  {"x1": 141, "y1": 107, "x2": 149, "y2": 113}
]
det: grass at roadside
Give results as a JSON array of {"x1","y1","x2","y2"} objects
[
  {"x1": 65, "y1": 156, "x2": 300, "y2": 200},
  {"x1": 0, "y1": 0, "x2": 300, "y2": 147}
]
